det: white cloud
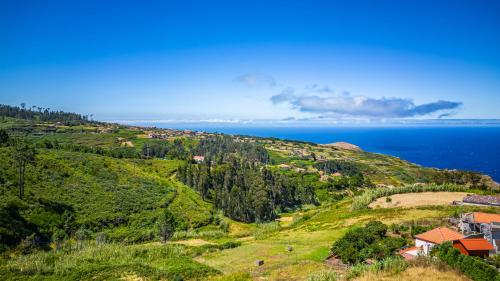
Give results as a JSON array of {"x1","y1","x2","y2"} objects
[
  {"x1": 271, "y1": 89, "x2": 462, "y2": 118},
  {"x1": 234, "y1": 73, "x2": 276, "y2": 88}
]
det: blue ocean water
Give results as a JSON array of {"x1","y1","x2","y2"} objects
[{"x1": 141, "y1": 124, "x2": 500, "y2": 181}]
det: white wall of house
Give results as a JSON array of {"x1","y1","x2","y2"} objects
[{"x1": 415, "y1": 239, "x2": 436, "y2": 255}]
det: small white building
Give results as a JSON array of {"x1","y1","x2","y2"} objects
[
  {"x1": 193, "y1": 155, "x2": 205, "y2": 163},
  {"x1": 414, "y1": 227, "x2": 464, "y2": 255},
  {"x1": 400, "y1": 227, "x2": 464, "y2": 260}
]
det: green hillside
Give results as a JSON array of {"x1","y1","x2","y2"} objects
[{"x1": 0, "y1": 104, "x2": 499, "y2": 281}]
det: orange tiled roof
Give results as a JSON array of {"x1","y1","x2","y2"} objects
[
  {"x1": 398, "y1": 246, "x2": 422, "y2": 260},
  {"x1": 399, "y1": 246, "x2": 422, "y2": 254},
  {"x1": 458, "y1": 238, "x2": 494, "y2": 251},
  {"x1": 472, "y1": 212, "x2": 500, "y2": 224},
  {"x1": 415, "y1": 227, "x2": 464, "y2": 244}
]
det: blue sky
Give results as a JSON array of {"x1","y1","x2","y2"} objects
[{"x1": 1, "y1": 0, "x2": 500, "y2": 123}]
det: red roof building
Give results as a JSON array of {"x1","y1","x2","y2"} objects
[
  {"x1": 414, "y1": 227, "x2": 464, "y2": 255},
  {"x1": 398, "y1": 246, "x2": 423, "y2": 260},
  {"x1": 471, "y1": 212, "x2": 500, "y2": 224},
  {"x1": 415, "y1": 227, "x2": 464, "y2": 244},
  {"x1": 453, "y1": 238, "x2": 494, "y2": 258}
]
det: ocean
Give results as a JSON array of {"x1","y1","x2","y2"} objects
[{"x1": 136, "y1": 124, "x2": 500, "y2": 182}]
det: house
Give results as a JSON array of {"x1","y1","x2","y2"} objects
[
  {"x1": 193, "y1": 155, "x2": 205, "y2": 163},
  {"x1": 399, "y1": 246, "x2": 423, "y2": 260},
  {"x1": 459, "y1": 212, "x2": 500, "y2": 253},
  {"x1": 461, "y1": 194, "x2": 500, "y2": 207},
  {"x1": 460, "y1": 212, "x2": 500, "y2": 232},
  {"x1": 414, "y1": 227, "x2": 464, "y2": 255},
  {"x1": 452, "y1": 238, "x2": 494, "y2": 258}
]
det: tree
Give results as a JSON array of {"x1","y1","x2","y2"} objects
[
  {"x1": 157, "y1": 209, "x2": 175, "y2": 243},
  {"x1": 0, "y1": 129, "x2": 9, "y2": 146},
  {"x1": 12, "y1": 138, "x2": 36, "y2": 199}
]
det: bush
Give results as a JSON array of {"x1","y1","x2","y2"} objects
[
  {"x1": 331, "y1": 221, "x2": 405, "y2": 264},
  {"x1": 188, "y1": 241, "x2": 242, "y2": 256}
]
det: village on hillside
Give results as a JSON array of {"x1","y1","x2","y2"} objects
[{"x1": 399, "y1": 210, "x2": 500, "y2": 260}]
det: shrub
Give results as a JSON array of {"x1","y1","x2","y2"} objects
[
  {"x1": 188, "y1": 241, "x2": 242, "y2": 256},
  {"x1": 331, "y1": 221, "x2": 405, "y2": 264},
  {"x1": 95, "y1": 232, "x2": 108, "y2": 245}
]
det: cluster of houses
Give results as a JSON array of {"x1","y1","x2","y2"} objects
[
  {"x1": 147, "y1": 129, "x2": 211, "y2": 140},
  {"x1": 400, "y1": 212, "x2": 500, "y2": 260}
]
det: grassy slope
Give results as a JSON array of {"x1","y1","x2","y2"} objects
[
  {"x1": 2, "y1": 118, "x2": 498, "y2": 280},
  {"x1": 0, "y1": 148, "x2": 213, "y2": 242},
  {"x1": 0, "y1": 243, "x2": 219, "y2": 281},
  {"x1": 195, "y1": 199, "x2": 498, "y2": 280},
  {"x1": 265, "y1": 141, "x2": 481, "y2": 186}
]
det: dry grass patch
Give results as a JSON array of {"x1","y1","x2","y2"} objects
[
  {"x1": 173, "y1": 239, "x2": 215, "y2": 246},
  {"x1": 369, "y1": 192, "x2": 468, "y2": 209},
  {"x1": 353, "y1": 265, "x2": 470, "y2": 281}
]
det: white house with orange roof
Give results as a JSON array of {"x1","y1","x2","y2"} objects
[
  {"x1": 415, "y1": 227, "x2": 464, "y2": 254},
  {"x1": 400, "y1": 227, "x2": 464, "y2": 259}
]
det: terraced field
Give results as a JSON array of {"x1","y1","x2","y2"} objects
[{"x1": 369, "y1": 192, "x2": 469, "y2": 209}]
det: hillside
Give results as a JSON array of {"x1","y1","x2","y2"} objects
[{"x1": 0, "y1": 104, "x2": 499, "y2": 281}]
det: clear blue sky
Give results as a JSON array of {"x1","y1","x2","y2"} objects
[{"x1": 1, "y1": 0, "x2": 499, "y2": 123}]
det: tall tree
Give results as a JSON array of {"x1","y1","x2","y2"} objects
[
  {"x1": 157, "y1": 209, "x2": 175, "y2": 243},
  {"x1": 0, "y1": 129, "x2": 9, "y2": 146},
  {"x1": 12, "y1": 138, "x2": 36, "y2": 199}
]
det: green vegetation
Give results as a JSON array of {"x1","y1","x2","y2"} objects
[
  {"x1": 330, "y1": 221, "x2": 406, "y2": 264},
  {"x1": 0, "y1": 103, "x2": 95, "y2": 126},
  {"x1": 307, "y1": 270, "x2": 338, "y2": 281},
  {"x1": 1, "y1": 104, "x2": 499, "y2": 280},
  {"x1": 0, "y1": 147, "x2": 217, "y2": 250},
  {"x1": 177, "y1": 149, "x2": 317, "y2": 222},
  {"x1": 0, "y1": 243, "x2": 220, "y2": 281},
  {"x1": 346, "y1": 256, "x2": 408, "y2": 280}
]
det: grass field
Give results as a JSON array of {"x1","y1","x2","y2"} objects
[
  {"x1": 195, "y1": 199, "x2": 453, "y2": 280},
  {"x1": 369, "y1": 192, "x2": 469, "y2": 209}
]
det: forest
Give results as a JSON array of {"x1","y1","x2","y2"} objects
[
  {"x1": 0, "y1": 104, "x2": 95, "y2": 125},
  {"x1": 177, "y1": 157, "x2": 317, "y2": 222}
]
